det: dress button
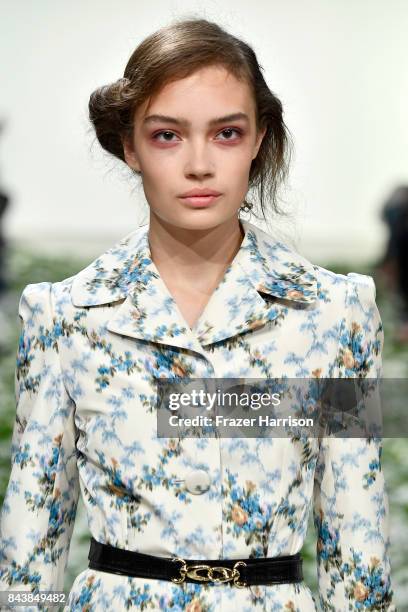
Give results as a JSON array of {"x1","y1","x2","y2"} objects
[{"x1": 184, "y1": 469, "x2": 211, "y2": 495}]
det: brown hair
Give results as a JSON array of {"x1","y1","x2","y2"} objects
[{"x1": 88, "y1": 17, "x2": 293, "y2": 220}]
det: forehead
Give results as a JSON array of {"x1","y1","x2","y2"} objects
[{"x1": 137, "y1": 65, "x2": 255, "y2": 123}]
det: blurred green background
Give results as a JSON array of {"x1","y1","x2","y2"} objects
[{"x1": 0, "y1": 247, "x2": 407, "y2": 609}]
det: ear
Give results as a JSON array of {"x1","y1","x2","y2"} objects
[
  {"x1": 252, "y1": 126, "x2": 267, "y2": 160},
  {"x1": 122, "y1": 135, "x2": 141, "y2": 172}
]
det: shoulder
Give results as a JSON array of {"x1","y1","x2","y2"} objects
[
  {"x1": 309, "y1": 265, "x2": 383, "y2": 376},
  {"x1": 244, "y1": 221, "x2": 377, "y2": 310},
  {"x1": 315, "y1": 266, "x2": 381, "y2": 339},
  {"x1": 309, "y1": 259, "x2": 377, "y2": 309},
  {"x1": 18, "y1": 281, "x2": 54, "y2": 324},
  {"x1": 18, "y1": 224, "x2": 150, "y2": 314}
]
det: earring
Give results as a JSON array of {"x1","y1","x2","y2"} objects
[{"x1": 240, "y1": 199, "x2": 253, "y2": 213}]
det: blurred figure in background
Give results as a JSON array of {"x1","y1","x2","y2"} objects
[
  {"x1": 0, "y1": 120, "x2": 10, "y2": 295},
  {"x1": 0, "y1": 190, "x2": 10, "y2": 295},
  {"x1": 376, "y1": 185, "x2": 408, "y2": 343}
]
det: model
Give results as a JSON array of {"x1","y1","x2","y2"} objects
[{"x1": 0, "y1": 17, "x2": 394, "y2": 612}]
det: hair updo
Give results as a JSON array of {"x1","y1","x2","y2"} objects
[{"x1": 88, "y1": 17, "x2": 293, "y2": 219}]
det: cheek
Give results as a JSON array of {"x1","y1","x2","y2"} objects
[
  {"x1": 219, "y1": 148, "x2": 254, "y2": 180},
  {"x1": 143, "y1": 147, "x2": 179, "y2": 176},
  {"x1": 143, "y1": 160, "x2": 175, "y2": 194},
  {"x1": 217, "y1": 140, "x2": 254, "y2": 164},
  {"x1": 140, "y1": 166, "x2": 175, "y2": 205},
  {"x1": 138, "y1": 151, "x2": 175, "y2": 185}
]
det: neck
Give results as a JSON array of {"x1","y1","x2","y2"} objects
[{"x1": 147, "y1": 213, "x2": 245, "y2": 288}]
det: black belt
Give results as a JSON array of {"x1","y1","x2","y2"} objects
[{"x1": 88, "y1": 537, "x2": 303, "y2": 587}]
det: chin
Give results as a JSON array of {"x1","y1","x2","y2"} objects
[{"x1": 177, "y1": 211, "x2": 235, "y2": 230}]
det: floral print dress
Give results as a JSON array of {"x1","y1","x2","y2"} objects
[{"x1": 0, "y1": 219, "x2": 395, "y2": 611}]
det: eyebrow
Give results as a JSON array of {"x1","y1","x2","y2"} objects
[{"x1": 142, "y1": 112, "x2": 250, "y2": 127}]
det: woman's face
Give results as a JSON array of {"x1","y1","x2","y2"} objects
[{"x1": 123, "y1": 64, "x2": 266, "y2": 230}]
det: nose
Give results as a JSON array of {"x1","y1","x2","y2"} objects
[{"x1": 184, "y1": 138, "x2": 215, "y2": 178}]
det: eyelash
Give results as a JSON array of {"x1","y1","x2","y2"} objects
[{"x1": 151, "y1": 127, "x2": 243, "y2": 143}]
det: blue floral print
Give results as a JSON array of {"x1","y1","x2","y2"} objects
[{"x1": 0, "y1": 219, "x2": 394, "y2": 610}]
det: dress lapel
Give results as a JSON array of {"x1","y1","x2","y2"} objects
[{"x1": 70, "y1": 219, "x2": 318, "y2": 352}]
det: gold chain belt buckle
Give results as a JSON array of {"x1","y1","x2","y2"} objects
[{"x1": 171, "y1": 557, "x2": 247, "y2": 588}]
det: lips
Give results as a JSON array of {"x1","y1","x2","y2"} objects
[
  {"x1": 179, "y1": 188, "x2": 222, "y2": 198},
  {"x1": 179, "y1": 188, "x2": 222, "y2": 208},
  {"x1": 180, "y1": 194, "x2": 221, "y2": 207}
]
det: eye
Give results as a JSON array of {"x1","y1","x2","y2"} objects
[
  {"x1": 152, "y1": 130, "x2": 179, "y2": 142},
  {"x1": 216, "y1": 128, "x2": 243, "y2": 141}
]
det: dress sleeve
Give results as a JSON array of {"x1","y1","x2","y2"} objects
[
  {"x1": 312, "y1": 273, "x2": 395, "y2": 611},
  {"x1": 0, "y1": 282, "x2": 80, "y2": 602}
]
